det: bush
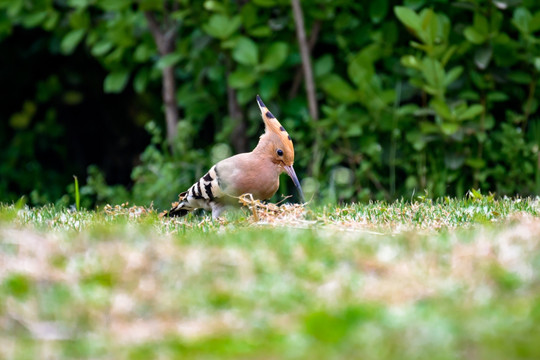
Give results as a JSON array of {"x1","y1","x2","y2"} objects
[{"x1": 1, "y1": 0, "x2": 539, "y2": 207}]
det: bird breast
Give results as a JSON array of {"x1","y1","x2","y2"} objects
[{"x1": 217, "y1": 153, "x2": 282, "y2": 200}]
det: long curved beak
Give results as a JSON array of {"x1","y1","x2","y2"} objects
[{"x1": 284, "y1": 165, "x2": 305, "y2": 203}]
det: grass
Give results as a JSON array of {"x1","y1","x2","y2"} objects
[{"x1": 1, "y1": 196, "x2": 540, "y2": 359}]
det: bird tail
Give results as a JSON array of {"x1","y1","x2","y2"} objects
[{"x1": 166, "y1": 192, "x2": 191, "y2": 217}]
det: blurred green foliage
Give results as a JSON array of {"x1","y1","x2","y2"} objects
[{"x1": 1, "y1": 0, "x2": 540, "y2": 208}]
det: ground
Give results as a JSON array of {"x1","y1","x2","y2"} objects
[{"x1": 1, "y1": 195, "x2": 540, "y2": 359}]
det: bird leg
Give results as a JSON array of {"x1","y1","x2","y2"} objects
[{"x1": 210, "y1": 202, "x2": 228, "y2": 220}]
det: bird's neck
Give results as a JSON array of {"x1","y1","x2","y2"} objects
[
  {"x1": 251, "y1": 137, "x2": 283, "y2": 172},
  {"x1": 251, "y1": 134, "x2": 273, "y2": 157}
]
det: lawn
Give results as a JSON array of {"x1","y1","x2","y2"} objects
[{"x1": 1, "y1": 195, "x2": 540, "y2": 359}]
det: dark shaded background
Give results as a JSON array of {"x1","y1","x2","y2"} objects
[{"x1": 1, "y1": 28, "x2": 150, "y2": 202}]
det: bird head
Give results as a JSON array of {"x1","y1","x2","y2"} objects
[{"x1": 255, "y1": 95, "x2": 304, "y2": 202}]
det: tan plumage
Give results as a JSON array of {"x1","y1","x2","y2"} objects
[{"x1": 167, "y1": 95, "x2": 304, "y2": 219}]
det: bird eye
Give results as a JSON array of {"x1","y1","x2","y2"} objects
[{"x1": 277, "y1": 149, "x2": 283, "y2": 156}]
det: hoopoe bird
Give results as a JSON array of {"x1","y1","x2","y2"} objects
[{"x1": 166, "y1": 95, "x2": 304, "y2": 219}]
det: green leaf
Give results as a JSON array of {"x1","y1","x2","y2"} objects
[
  {"x1": 422, "y1": 84, "x2": 439, "y2": 96},
  {"x1": 68, "y1": 11, "x2": 90, "y2": 29},
  {"x1": 315, "y1": 54, "x2": 334, "y2": 78},
  {"x1": 96, "y1": 0, "x2": 130, "y2": 11},
  {"x1": 531, "y1": 11, "x2": 540, "y2": 32},
  {"x1": 260, "y1": 42, "x2": 288, "y2": 71},
  {"x1": 487, "y1": 92, "x2": 509, "y2": 102},
  {"x1": 43, "y1": 11, "x2": 60, "y2": 30},
  {"x1": 397, "y1": 104, "x2": 419, "y2": 117},
  {"x1": 459, "y1": 90, "x2": 479, "y2": 101},
  {"x1": 249, "y1": 26, "x2": 272, "y2": 37},
  {"x1": 60, "y1": 29, "x2": 85, "y2": 55},
  {"x1": 139, "y1": 0, "x2": 163, "y2": 11},
  {"x1": 240, "y1": 2, "x2": 257, "y2": 29},
  {"x1": 320, "y1": 74, "x2": 357, "y2": 104},
  {"x1": 420, "y1": 121, "x2": 439, "y2": 134},
  {"x1": 228, "y1": 68, "x2": 257, "y2": 89},
  {"x1": 156, "y1": 53, "x2": 182, "y2": 70},
  {"x1": 202, "y1": 14, "x2": 241, "y2": 40},
  {"x1": 470, "y1": 70, "x2": 487, "y2": 90},
  {"x1": 236, "y1": 88, "x2": 256, "y2": 105},
  {"x1": 232, "y1": 37, "x2": 259, "y2": 66},
  {"x1": 348, "y1": 57, "x2": 371, "y2": 88},
  {"x1": 430, "y1": 98, "x2": 453, "y2": 121},
  {"x1": 2, "y1": 0, "x2": 22, "y2": 17},
  {"x1": 259, "y1": 74, "x2": 279, "y2": 99},
  {"x1": 444, "y1": 66, "x2": 463, "y2": 86},
  {"x1": 394, "y1": 6, "x2": 421, "y2": 33},
  {"x1": 410, "y1": 41, "x2": 429, "y2": 52},
  {"x1": 440, "y1": 122, "x2": 459, "y2": 135},
  {"x1": 21, "y1": 11, "x2": 47, "y2": 28},
  {"x1": 406, "y1": 131, "x2": 427, "y2": 151},
  {"x1": 463, "y1": 26, "x2": 486, "y2": 44},
  {"x1": 370, "y1": 0, "x2": 388, "y2": 24},
  {"x1": 534, "y1": 57, "x2": 540, "y2": 72},
  {"x1": 512, "y1": 7, "x2": 531, "y2": 34},
  {"x1": 457, "y1": 104, "x2": 484, "y2": 121},
  {"x1": 104, "y1": 70, "x2": 129, "y2": 93},
  {"x1": 91, "y1": 40, "x2": 113, "y2": 57},
  {"x1": 67, "y1": 0, "x2": 90, "y2": 8},
  {"x1": 9, "y1": 101, "x2": 35, "y2": 129},
  {"x1": 507, "y1": 71, "x2": 531, "y2": 84},
  {"x1": 133, "y1": 68, "x2": 149, "y2": 94},
  {"x1": 418, "y1": 8, "x2": 449, "y2": 46},
  {"x1": 105, "y1": 47, "x2": 124, "y2": 63},
  {"x1": 466, "y1": 158, "x2": 486, "y2": 169},
  {"x1": 401, "y1": 55, "x2": 421, "y2": 69},
  {"x1": 134, "y1": 43, "x2": 153, "y2": 62},
  {"x1": 347, "y1": 45, "x2": 380, "y2": 88},
  {"x1": 204, "y1": 0, "x2": 226, "y2": 12},
  {"x1": 171, "y1": 9, "x2": 191, "y2": 22},
  {"x1": 474, "y1": 45, "x2": 492, "y2": 70},
  {"x1": 421, "y1": 57, "x2": 445, "y2": 91},
  {"x1": 473, "y1": 13, "x2": 490, "y2": 37},
  {"x1": 405, "y1": 130, "x2": 427, "y2": 151}
]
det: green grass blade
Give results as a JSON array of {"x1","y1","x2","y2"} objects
[{"x1": 73, "y1": 175, "x2": 80, "y2": 211}]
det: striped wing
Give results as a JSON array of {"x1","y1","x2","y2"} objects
[{"x1": 167, "y1": 165, "x2": 223, "y2": 217}]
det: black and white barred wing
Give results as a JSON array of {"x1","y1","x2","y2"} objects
[{"x1": 167, "y1": 165, "x2": 223, "y2": 217}]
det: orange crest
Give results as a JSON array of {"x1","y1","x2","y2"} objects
[{"x1": 256, "y1": 95, "x2": 295, "y2": 164}]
